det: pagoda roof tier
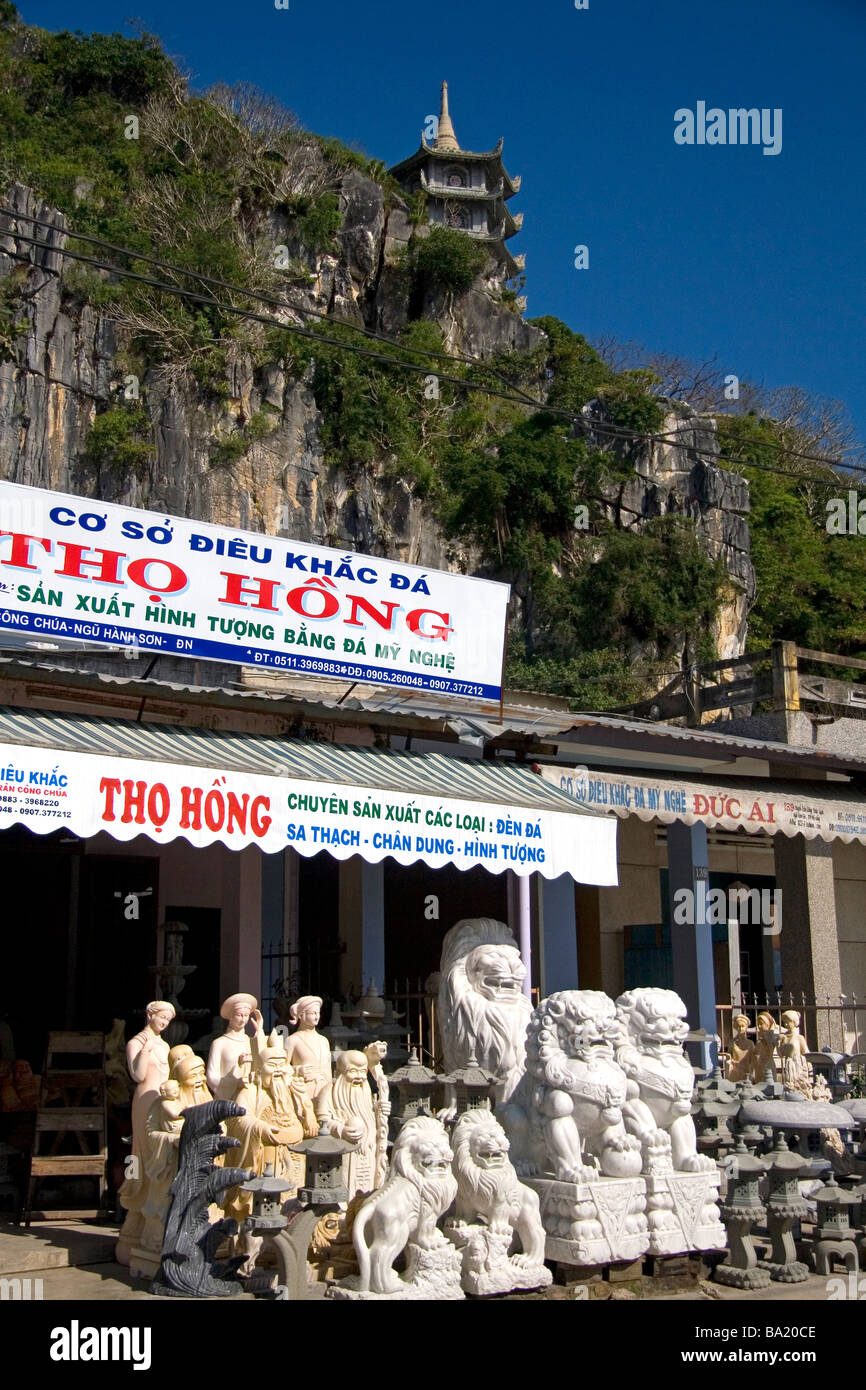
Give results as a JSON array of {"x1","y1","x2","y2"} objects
[{"x1": 389, "y1": 142, "x2": 521, "y2": 197}]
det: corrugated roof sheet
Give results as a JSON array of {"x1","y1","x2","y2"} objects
[{"x1": 0, "y1": 705, "x2": 602, "y2": 819}]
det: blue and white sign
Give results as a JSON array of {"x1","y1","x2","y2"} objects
[{"x1": 0, "y1": 481, "x2": 510, "y2": 700}]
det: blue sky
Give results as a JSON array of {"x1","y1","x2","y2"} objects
[{"x1": 19, "y1": 0, "x2": 866, "y2": 447}]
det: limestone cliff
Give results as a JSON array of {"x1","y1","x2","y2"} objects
[{"x1": 0, "y1": 174, "x2": 753, "y2": 676}]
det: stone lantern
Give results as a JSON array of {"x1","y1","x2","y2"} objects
[
  {"x1": 264, "y1": 1122, "x2": 357, "y2": 1301},
  {"x1": 758, "y1": 1133, "x2": 809, "y2": 1283},
  {"x1": 389, "y1": 1047, "x2": 439, "y2": 1129},
  {"x1": 241, "y1": 1165, "x2": 288, "y2": 1230},
  {"x1": 238, "y1": 1164, "x2": 295, "y2": 1296},
  {"x1": 713, "y1": 1139, "x2": 770, "y2": 1289},
  {"x1": 811, "y1": 1174, "x2": 860, "y2": 1277},
  {"x1": 290, "y1": 1121, "x2": 355, "y2": 1208},
  {"x1": 441, "y1": 1054, "x2": 494, "y2": 1116}
]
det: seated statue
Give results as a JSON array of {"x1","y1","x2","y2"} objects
[
  {"x1": 615, "y1": 988, "x2": 715, "y2": 1173},
  {"x1": 506, "y1": 990, "x2": 642, "y2": 1182}
]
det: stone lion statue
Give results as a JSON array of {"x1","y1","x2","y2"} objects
[
  {"x1": 449, "y1": 1110, "x2": 548, "y2": 1278},
  {"x1": 506, "y1": 990, "x2": 642, "y2": 1182},
  {"x1": 615, "y1": 987, "x2": 715, "y2": 1173},
  {"x1": 352, "y1": 1116, "x2": 457, "y2": 1295},
  {"x1": 437, "y1": 918, "x2": 532, "y2": 1114}
]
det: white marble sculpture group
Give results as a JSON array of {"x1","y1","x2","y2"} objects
[
  {"x1": 117, "y1": 916, "x2": 724, "y2": 1296},
  {"x1": 434, "y1": 918, "x2": 725, "y2": 1270}
]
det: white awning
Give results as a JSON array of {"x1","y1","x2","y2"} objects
[
  {"x1": 541, "y1": 763, "x2": 866, "y2": 845},
  {"x1": 0, "y1": 707, "x2": 617, "y2": 883}
]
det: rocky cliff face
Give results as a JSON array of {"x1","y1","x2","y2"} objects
[{"x1": 0, "y1": 176, "x2": 754, "y2": 666}]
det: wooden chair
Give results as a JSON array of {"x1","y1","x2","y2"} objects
[{"x1": 25, "y1": 1031, "x2": 107, "y2": 1224}]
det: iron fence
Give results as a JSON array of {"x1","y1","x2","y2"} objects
[{"x1": 716, "y1": 993, "x2": 865, "y2": 1056}]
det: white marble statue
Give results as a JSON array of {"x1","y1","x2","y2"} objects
[
  {"x1": 116, "y1": 1000, "x2": 175, "y2": 1266},
  {"x1": 206, "y1": 993, "x2": 259, "y2": 1102},
  {"x1": 437, "y1": 918, "x2": 532, "y2": 1117},
  {"x1": 285, "y1": 995, "x2": 332, "y2": 1120},
  {"x1": 501, "y1": 988, "x2": 724, "y2": 1268},
  {"x1": 446, "y1": 1109, "x2": 551, "y2": 1295},
  {"x1": 331, "y1": 1116, "x2": 460, "y2": 1300},
  {"x1": 615, "y1": 988, "x2": 715, "y2": 1173},
  {"x1": 506, "y1": 990, "x2": 642, "y2": 1181}
]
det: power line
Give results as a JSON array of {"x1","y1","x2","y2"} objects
[
  {"x1": 2, "y1": 207, "x2": 545, "y2": 409},
  {"x1": 3, "y1": 214, "x2": 866, "y2": 495}
]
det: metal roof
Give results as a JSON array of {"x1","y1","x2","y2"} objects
[
  {"x1": 0, "y1": 705, "x2": 603, "y2": 820},
  {"x1": 2, "y1": 650, "x2": 866, "y2": 776}
]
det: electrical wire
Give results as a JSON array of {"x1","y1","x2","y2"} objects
[{"x1": 3, "y1": 211, "x2": 865, "y2": 494}]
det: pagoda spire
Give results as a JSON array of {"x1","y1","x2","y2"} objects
[{"x1": 434, "y1": 80, "x2": 460, "y2": 152}]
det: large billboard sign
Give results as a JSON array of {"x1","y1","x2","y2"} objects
[{"x1": 0, "y1": 481, "x2": 509, "y2": 700}]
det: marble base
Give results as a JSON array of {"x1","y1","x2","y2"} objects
[
  {"x1": 525, "y1": 1175, "x2": 648, "y2": 1267},
  {"x1": 526, "y1": 1169, "x2": 725, "y2": 1268},
  {"x1": 445, "y1": 1224, "x2": 552, "y2": 1296},
  {"x1": 644, "y1": 1172, "x2": 726, "y2": 1256},
  {"x1": 758, "y1": 1259, "x2": 809, "y2": 1284},
  {"x1": 714, "y1": 1262, "x2": 771, "y2": 1290},
  {"x1": 328, "y1": 1240, "x2": 464, "y2": 1301}
]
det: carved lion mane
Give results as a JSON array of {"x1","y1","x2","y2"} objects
[
  {"x1": 438, "y1": 918, "x2": 532, "y2": 1100},
  {"x1": 451, "y1": 1110, "x2": 524, "y2": 1222},
  {"x1": 615, "y1": 987, "x2": 690, "y2": 1053},
  {"x1": 353, "y1": 1116, "x2": 457, "y2": 1294},
  {"x1": 526, "y1": 990, "x2": 623, "y2": 1094}
]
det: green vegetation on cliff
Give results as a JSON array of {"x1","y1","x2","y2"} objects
[{"x1": 2, "y1": 8, "x2": 861, "y2": 707}]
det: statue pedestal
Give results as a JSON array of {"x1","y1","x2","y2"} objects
[
  {"x1": 526, "y1": 1170, "x2": 725, "y2": 1267},
  {"x1": 445, "y1": 1224, "x2": 552, "y2": 1296},
  {"x1": 329, "y1": 1240, "x2": 464, "y2": 1300},
  {"x1": 525, "y1": 1175, "x2": 649, "y2": 1267},
  {"x1": 644, "y1": 1171, "x2": 726, "y2": 1256}
]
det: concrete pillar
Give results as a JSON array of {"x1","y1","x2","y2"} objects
[
  {"x1": 666, "y1": 821, "x2": 717, "y2": 1068},
  {"x1": 338, "y1": 856, "x2": 385, "y2": 997},
  {"x1": 219, "y1": 844, "x2": 262, "y2": 1001},
  {"x1": 518, "y1": 873, "x2": 532, "y2": 999},
  {"x1": 539, "y1": 872, "x2": 579, "y2": 995},
  {"x1": 773, "y1": 833, "x2": 841, "y2": 1048}
]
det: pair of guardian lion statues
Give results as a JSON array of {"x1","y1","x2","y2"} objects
[{"x1": 436, "y1": 917, "x2": 714, "y2": 1181}]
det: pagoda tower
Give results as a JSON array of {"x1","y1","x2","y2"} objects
[{"x1": 388, "y1": 81, "x2": 525, "y2": 281}]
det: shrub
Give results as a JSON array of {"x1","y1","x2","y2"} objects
[
  {"x1": 411, "y1": 225, "x2": 489, "y2": 294},
  {"x1": 80, "y1": 405, "x2": 154, "y2": 478}
]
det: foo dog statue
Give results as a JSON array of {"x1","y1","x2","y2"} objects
[
  {"x1": 437, "y1": 918, "x2": 532, "y2": 1116},
  {"x1": 615, "y1": 988, "x2": 715, "y2": 1174},
  {"x1": 503, "y1": 988, "x2": 724, "y2": 1268},
  {"x1": 446, "y1": 1110, "x2": 551, "y2": 1295},
  {"x1": 506, "y1": 990, "x2": 642, "y2": 1182},
  {"x1": 329, "y1": 1116, "x2": 461, "y2": 1300}
]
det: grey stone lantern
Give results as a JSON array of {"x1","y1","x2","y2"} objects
[
  {"x1": 758, "y1": 1134, "x2": 810, "y2": 1283},
  {"x1": 441, "y1": 1054, "x2": 494, "y2": 1115},
  {"x1": 289, "y1": 1120, "x2": 355, "y2": 1207},
  {"x1": 811, "y1": 1175, "x2": 859, "y2": 1277},
  {"x1": 389, "y1": 1047, "x2": 439, "y2": 1128},
  {"x1": 265, "y1": 1122, "x2": 358, "y2": 1301},
  {"x1": 714, "y1": 1139, "x2": 770, "y2": 1290},
  {"x1": 241, "y1": 1165, "x2": 288, "y2": 1230}
]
